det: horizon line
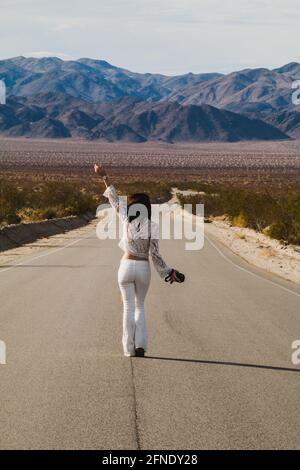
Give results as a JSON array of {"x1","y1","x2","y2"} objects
[{"x1": 1, "y1": 55, "x2": 299, "y2": 78}]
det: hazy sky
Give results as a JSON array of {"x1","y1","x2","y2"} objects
[{"x1": 0, "y1": 0, "x2": 299, "y2": 75}]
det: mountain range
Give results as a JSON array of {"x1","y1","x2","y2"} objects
[{"x1": 0, "y1": 56, "x2": 299, "y2": 142}]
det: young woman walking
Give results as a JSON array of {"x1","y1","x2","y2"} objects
[{"x1": 94, "y1": 164, "x2": 181, "y2": 358}]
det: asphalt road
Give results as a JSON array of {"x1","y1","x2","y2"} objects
[{"x1": 0, "y1": 221, "x2": 300, "y2": 450}]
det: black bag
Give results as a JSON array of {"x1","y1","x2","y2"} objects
[{"x1": 165, "y1": 269, "x2": 185, "y2": 284}]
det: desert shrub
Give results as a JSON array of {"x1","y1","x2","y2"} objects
[
  {"x1": 17, "y1": 206, "x2": 71, "y2": 222},
  {"x1": 177, "y1": 193, "x2": 223, "y2": 217},
  {"x1": 264, "y1": 191, "x2": 300, "y2": 244},
  {"x1": 2, "y1": 176, "x2": 299, "y2": 245},
  {"x1": 0, "y1": 180, "x2": 97, "y2": 227},
  {"x1": 178, "y1": 186, "x2": 300, "y2": 245},
  {"x1": 264, "y1": 223, "x2": 288, "y2": 242},
  {"x1": 222, "y1": 190, "x2": 276, "y2": 231},
  {"x1": 232, "y1": 214, "x2": 248, "y2": 228},
  {"x1": 2, "y1": 213, "x2": 21, "y2": 225},
  {"x1": 32, "y1": 182, "x2": 96, "y2": 216},
  {"x1": 117, "y1": 181, "x2": 172, "y2": 204},
  {"x1": 288, "y1": 193, "x2": 300, "y2": 244},
  {"x1": 40, "y1": 207, "x2": 58, "y2": 219},
  {"x1": 0, "y1": 180, "x2": 27, "y2": 225},
  {"x1": 17, "y1": 207, "x2": 45, "y2": 222},
  {"x1": 202, "y1": 194, "x2": 224, "y2": 216}
]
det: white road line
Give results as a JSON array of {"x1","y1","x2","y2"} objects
[
  {"x1": 0, "y1": 229, "x2": 96, "y2": 275},
  {"x1": 176, "y1": 201, "x2": 299, "y2": 299},
  {"x1": 205, "y1": 234, "x2": 300, "y2": 300}
]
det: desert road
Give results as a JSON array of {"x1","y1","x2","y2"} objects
[{"x1": 0, "y1": 220, "x2": 300, "y2": 450}]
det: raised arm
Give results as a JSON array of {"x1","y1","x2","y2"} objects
[
  {"x1": 94, "y1": 164, "x2": 126, "y2": 220},
  {"x1": 94, "y1": 163, "x2": 110, "y2": 188}
]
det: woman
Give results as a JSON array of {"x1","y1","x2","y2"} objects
[{"x1": 94, "y1": 163, "x2": 180, "y2": 358}]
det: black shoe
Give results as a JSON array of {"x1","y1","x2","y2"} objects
[{"x1": 135, "y1": 348, "x2": 145, "y2": 357}]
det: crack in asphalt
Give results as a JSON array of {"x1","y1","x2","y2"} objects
[{"x1": 130, "y1": 358, "x2": 141, "y2": 450}]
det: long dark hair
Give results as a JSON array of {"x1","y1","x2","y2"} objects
[{"x1": 127, "y1": 193, "x2": 151, "y2": 223}]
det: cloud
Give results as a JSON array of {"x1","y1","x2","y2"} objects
[
  {"x1": 51, "y1": 18, "x2": 96, "y2": 33},
  {"x1": 0, "y1": 0, "x2": 299, "y2": 74}
]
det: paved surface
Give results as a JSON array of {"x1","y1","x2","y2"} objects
[{"x1": 0, "y1": 221, "x2": 300, "y2": 450}]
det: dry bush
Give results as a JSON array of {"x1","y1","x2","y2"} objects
[
  {"x1": 0, "y1": 177, "x2": 171, "y2": 226},
  {"x1": 232, "y1": 214, "x2": 248, "y2": 228},
  {"x1": 233, "y1": 233, "x2": 246, "y2": 240},
  {"x1": 0, "y1": 179, "x2": 98, "y2": 225},
  {"x1": 178, "y1": 187, "x2": 300, "y2": 245}
]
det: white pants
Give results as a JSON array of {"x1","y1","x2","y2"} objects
[{"x1": 118, "y1": 259, "x2": 151, "y2": 356}]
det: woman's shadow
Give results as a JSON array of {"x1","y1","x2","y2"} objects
[{"x1": 144, "y1": 356, "x2": 300, "y2": 373}]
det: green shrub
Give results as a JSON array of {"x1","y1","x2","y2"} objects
[
  {"x1": 0, "y1": 180, "x2": 97, "y2": 227},
  {"x1": 117, "y1": 181, "x2": 172, "y2": 204},
  {"x1": 177, "y1": 186, "x2": 300, "y2": 245},
  {"x1": 0, "y1": 181, "x2": 27, "y2": 225},
  {"x1": 40, "y1": 207, "x2": 58, "y2": 220},
  {"x1": 264, "y1": 223, "x2": 288, "y2": 242}
]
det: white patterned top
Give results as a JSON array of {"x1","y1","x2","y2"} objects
[{"x1": 103, "y1": 185, "x2": 171, "y2": 278}]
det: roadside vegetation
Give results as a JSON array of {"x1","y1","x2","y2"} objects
[
  {"x1": 0, "y1": 180, "x2": 99, "y2": 227},
  {"x1": 1, "y1": 174, "x2": 299, "y2": 246},
  {"x1": 0, "y1": 179, "x2": 171, "y2": 228},
  {"x1": 177, "y1": 185, "x2": 300, "y2": 245}
]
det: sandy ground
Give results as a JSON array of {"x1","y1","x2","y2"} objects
[
  {"x1": 173, "y1": 189, "x2": 300, "y2": 286},
  {"x1": 1, "y1": 138, "x2": 300, "y2": 188},
  {"x1": 205, "y1": 219, "x2": 300, "y2": 285}
]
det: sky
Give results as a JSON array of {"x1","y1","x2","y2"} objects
[{"x1": 0, "y1": 0, "x2": 299, "y2": 75}]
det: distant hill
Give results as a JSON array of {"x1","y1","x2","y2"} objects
[
  {"x1": 246, "y1": 109, "x2": 300, "y2": 139},
  {"x1": 0, "y1": 56, "x2": 221, "y2": 104},
  {"x1": 166, "y1": 66, "x2": 299, "y2": 114},
  {"x1": 0, "y1": 56, "x2": 298, "y2": 141},
  {"x1": 0, "y1": 94, "x2": 288, "y2": 142}
]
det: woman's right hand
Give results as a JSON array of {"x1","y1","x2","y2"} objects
[{"x1": 94, "y1": 163, "x2": 106, "y2": 177}]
